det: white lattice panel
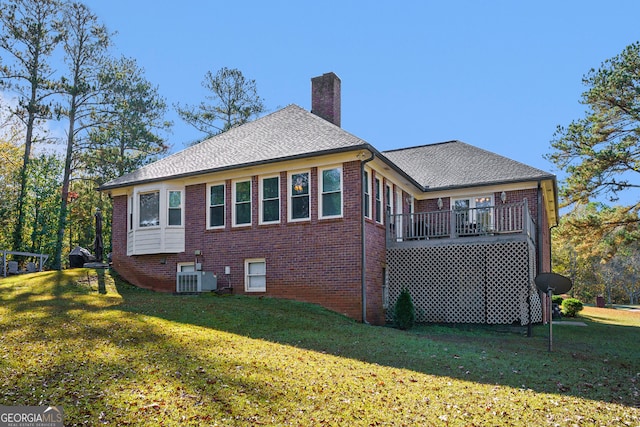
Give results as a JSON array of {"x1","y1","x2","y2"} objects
[
  {"x1": 528, "y1": 240, "x2": 543, "y2": 323},
  {"x1": 386, "y1": 240, "x2": 542, "y2": 325}
]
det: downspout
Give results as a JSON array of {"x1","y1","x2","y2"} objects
[
  {"x1": 536, "y1": 181, "x2": 543, "y2": 276},
  {"x1": 360, "y1": 150, "x2": 375, "y2": 324},
  {"x1": 549, "y1": 224, "x2": 559, "y2": 271},
  {"x1": 529, "y1": 181, "x2": 544, "y2": 336}
]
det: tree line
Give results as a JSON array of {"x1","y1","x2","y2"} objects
[
  {"x1": 1, "y1": 1, "x2": 638, "y2": 305},
  {"x1": 548, "y1": 42, "x2": 640, "y2": 305},
  {"x1": 0, "y1": 0, "x2": 264, "y2": 270}
]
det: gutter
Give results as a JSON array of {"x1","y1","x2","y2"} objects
[
  {"x1": 99, "y1": 144, "x2": 424, "y2": 194},
  {"x1": 360, "y1": 150, "x2": 375, "y2": 324}
]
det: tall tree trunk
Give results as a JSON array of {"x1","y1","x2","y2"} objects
[
  {"x1": 52, "y1": 103, "x2": 76, "y2": 270},
  {"x1": 12, "y1": 99, "x2": 36, "y2": 251}
]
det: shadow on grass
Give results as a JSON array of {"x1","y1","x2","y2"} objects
[
  {"x1": 2, "y1": 269, "x2": 638, "y2": 416},
  {"x1": 103, "y1": 271, "x2": 640, "y2": 408},
  {"x1": 0, "y1": 270, "x2": 312, "y2": 424}
]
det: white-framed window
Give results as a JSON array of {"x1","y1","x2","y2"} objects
[
  {"x1": 167, "y1": 190, "x2": 182, "y2": 226},
  {"x1": 374, "y1": 177, "x2": 383, "y2": 224},
  {"x1": 395, "y1": 190, "x2": 403, "y2": 240},
  {"x1": 245, "y1": 258, "x2": 266, "y2": 292},
  {"x1": 319, "y1": 166, "x2": 342, "y2": 218},
  {"x1": 233, "y1": 179, "x2": 252, "y2": 226},
  {"x1": 128, "y1": 195, "x2": 134, "y2": 231},
  {"x1": 177, "y1": 262, "x2": 195, "y2": 272},
  {"x1": 208, "y1": 183, "x2": 225, "y2": 229},
  {"x1": 363, "y1": 169, "x2": 371, "y2": 219},
  {"x1": 385, "y1": 183, "x2": 393, "y2": 221},
  {"x1": 139, "y1": 191, "x2": 160, "y2": 227},
  {"x1": 260, "y1": 175, "x2": 280, "y2": 224},
  {"x1": 289, "y1": 171, "x2": 310, "y2": 221}
]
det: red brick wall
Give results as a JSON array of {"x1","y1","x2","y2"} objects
[{"x1": 110, "y1": 160, "x2": 389, "y2": 325}]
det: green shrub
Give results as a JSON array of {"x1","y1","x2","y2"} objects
[
  {"x1": 552, "y1": 295, "x2": 564, "y2": 306},
  {"x1": 561, "y1": 298, "x2": 584, "y2": 317},
  {"x1": 394, "y1": 288, "x2": 415, "y2": 330}
]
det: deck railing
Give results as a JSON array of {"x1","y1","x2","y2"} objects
[{"x1": 387, "y1": 200, "x2": 535, "y2": 244}]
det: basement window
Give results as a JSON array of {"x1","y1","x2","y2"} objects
[{"x1": 245, "y1": 258, "x2": 266, "y2": 292}]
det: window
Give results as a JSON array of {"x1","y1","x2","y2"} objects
[
  {"x1": 260, "y1": 176, "x2": 280, "y2": 224},
  {"x1": 453, "y1": 195, "x2": 494, "y2": 234},
  {"x1": 375, "y1": 177, "x2": 382, "y2": 223},
  {"x1": 128, "y1": 195, "x2": 133, "y2": 231},
  {"x1": 363, "y1": 170, "x2": 371, "y2": 219},
  {"x1": 168, "y1": 190, "x2": 182, "y2": 226},
  {"x1": 234, "y1": 180, "x2": 251, "y2": 226},
  {"x1": 139, "y1": 191, "x2": 159, "y2": 227},
  {"x1": 209, "y1": 184, "x2": 225, "y2": 228},
  {"x1": 385, "y1": 184, "x2": 393, "y2": 220},
  {"x1": 245, "y1": 258, "x2": 266, "y2": 292},
  {"x1": 177, "y1": 262, "x2": 195, "y2": 272},
  {"x1": 289, "y1": 171, "x2": 310, "y2": 221},
  {"x1": 320, "y1": 167, "x2": 342, "y2": 218}
]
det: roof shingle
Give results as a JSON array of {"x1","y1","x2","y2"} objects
[
  {"x1": 101, "y1": 104, "x2": 369, "y2": 190},
  {"x1": 382, "y1": 140, "x2": 554, "y2": 190},
  {"x1": 101, "y1": 106, "x2": 555, "y2": 194}
]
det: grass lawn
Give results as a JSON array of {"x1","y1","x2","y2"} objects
[{"x1": 0, "y1": 269, "x2": 638, "y2": 426}]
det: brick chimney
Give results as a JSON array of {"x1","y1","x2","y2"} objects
[{"x1": 311, "y1": 72, "x2": 341, "y2": 127}]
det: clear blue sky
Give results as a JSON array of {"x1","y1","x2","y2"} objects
[{"x1": 84, "y1": 0, "x2": 640, "y2": 182}]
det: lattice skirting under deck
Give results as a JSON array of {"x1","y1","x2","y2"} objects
[{"x1": 385, "y1": 240, "x2": 542, "y2": 325}]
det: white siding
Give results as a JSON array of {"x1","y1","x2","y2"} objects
[{"x1": 127, "y1": 183, "x2": 186, "y2": 255}]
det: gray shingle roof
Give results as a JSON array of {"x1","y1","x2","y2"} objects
[
  {"x1": 381, "y1": 140, "x2": 554, "y2": 190},
  {"x1": 100, "y1": 104, "x2": 369, "y2": 190},
  {"x1": 101, "y1": 105, "x2": 555, "y2": 194}
]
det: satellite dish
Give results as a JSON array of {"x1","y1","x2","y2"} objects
[{"x1": 535, "y1": 272, "x2": 573, "y2": 294}]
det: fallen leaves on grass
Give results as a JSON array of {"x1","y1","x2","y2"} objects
[{"x1": 0, "y1": 270, "x2": 638, "y2": 426}]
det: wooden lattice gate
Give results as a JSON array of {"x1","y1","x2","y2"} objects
[{"x1": 385, "y1": 239, "x2": 542, "y2": 325}]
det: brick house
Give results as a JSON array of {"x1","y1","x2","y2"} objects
[{"x1": 100, "y1": 72, "x2": 558, "y2": 326}]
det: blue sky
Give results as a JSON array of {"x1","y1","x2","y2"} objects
[{"x1": 83, "y1": 0, "x2": 640, "y2": 186}]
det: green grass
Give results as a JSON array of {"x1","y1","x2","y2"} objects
[{"x1": 1, "y1": 269, "x2": 638, "y2": 426}]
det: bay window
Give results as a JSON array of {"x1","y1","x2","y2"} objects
[{"x1": 127, "y1": 184, "x2": 185, "y2": 255}]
